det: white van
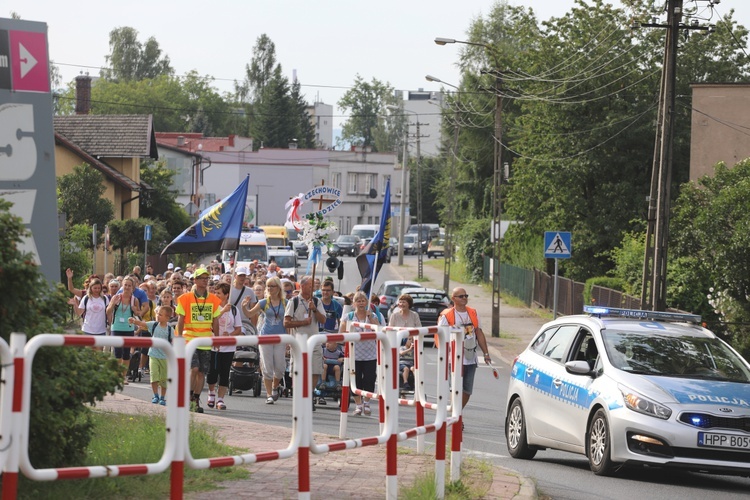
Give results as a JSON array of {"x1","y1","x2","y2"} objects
[
  {"x1": 351, "y1": 224, "x2": 380, "y2": 240},
  {"x1": 221, "y1": 229, "x2": 268, "y2": 271}
]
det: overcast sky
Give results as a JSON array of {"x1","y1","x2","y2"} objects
[{"x1": 5, "y1": 0, "x2": 749, "y2": 131}]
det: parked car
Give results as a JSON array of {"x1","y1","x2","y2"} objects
[
  {"x1": 505, "y1": 305, "x2": 750, "y2": 477},
  {"x1": 402, "y1": 234, "x2": 419, "y2": 255},
  {"x1": 329, "y1": 235, "x2": 361, "y2": 257},
  {"x1": 375, "y1": 280, "x2": 421, "y2": 319},
  {"x1": 427, "y1": 238, "x2": 445, "y2": 258},
  {"x1": 395, "y1": 287, "x2": 451, "y2": 327}
]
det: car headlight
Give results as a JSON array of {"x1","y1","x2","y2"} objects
[{"x1": 619, "y1": 385, "x2": 672, "y2": 420}]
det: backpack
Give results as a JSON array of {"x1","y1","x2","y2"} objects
[
  {"x1": 80, "y1": 294, "x2": 110, "y2": 323},
  {"x1": 292, "y1": 296, "x2": 319, "y2": 314},
  {"x1": 150, "y1": 322, "x2": 174, "y2": 343}
]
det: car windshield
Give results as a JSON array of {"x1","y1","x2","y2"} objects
[
  {"x1": 411, "y1": 294, "x2": 449, "y2": 304},
  {"x1": 404, "y1": 235, "x2": 416, "y2": 243},
  {"x1": 603, "y1": 330, "x2": 750, "y2": 382},
  {"x1": 237, "y1": 246, "x2": 267, "y2": 262},
  {"x1": 337, "y1": 236, "x2": 358, "y2": 243},
  {"x1": 271, "y1": 255, "x2": 295, "y2": 268},
  {"x1": 385, "y1": 284, "x2": 419, "y2": 296}
]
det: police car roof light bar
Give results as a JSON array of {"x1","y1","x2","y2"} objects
[{"x1": 583, "y1": 305, "x2": 701, "y2": 324}]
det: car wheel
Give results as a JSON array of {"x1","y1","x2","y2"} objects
[
  {"x1": 588, "y1": 409, "x2": 615, "y2": 475},
  {"x1": 506, "y1": 399, "x2": 537, "y2": 459}
]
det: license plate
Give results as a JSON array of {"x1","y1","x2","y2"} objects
[
  {"x1": 417, "y1": 308, "x2": 437, "y2": 314},
  {"x1": 698, "y1": 431, "x2": 750, "y2": 450}
]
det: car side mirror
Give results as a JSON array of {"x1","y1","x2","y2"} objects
[{"x1": 565, "y1": 360, "x2": 596, "y2": 378}]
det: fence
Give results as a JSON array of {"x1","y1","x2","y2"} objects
[{"x1": 0, "y1": 324, "x2": 464, "y2": 500}]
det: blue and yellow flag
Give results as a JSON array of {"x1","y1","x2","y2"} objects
[
  {"x1": 357, "y1": 179, "x2": 391, "y2": 295},
  {"x1": 161, "y1": 176, "x2": 249, "y2": 255}
]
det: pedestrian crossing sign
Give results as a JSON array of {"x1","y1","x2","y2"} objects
[{"x1": 544, "y1": 231, "x2": 571, "y2": 259}]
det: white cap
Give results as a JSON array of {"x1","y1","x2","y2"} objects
[
  {"x1": 235, "y1": 266, "x2": 249, "y2": 275},
  {"x1": 143, "y1": 274, "x2": 154, "y2": 281},
  {"x1": 167, "y1": 263, "x2": 174, "y2": 269},
  {"x1": 183, "y1": 271, "x2": 192, "y2": 279},
  {"x1": 174, "y1": 266, "x2": 182, "y2": 272}
]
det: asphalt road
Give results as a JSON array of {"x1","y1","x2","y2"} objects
[{"x1": 123, "y1": 255, "x2": 750, "y2": 498}]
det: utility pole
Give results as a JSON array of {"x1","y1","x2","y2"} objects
[
  {"x1": 640, "y1": 0, "x2": 710, "y2": 311},
  {"x1": 443, "y1": 93, "x2": 461, "y2": 293},
  {"x1": 414, "y1": 120, "x2": 428, "y2": 280},
  {"x1": 492, "y1": 72, "x2": 502, "y2": 338},
  {"x1": 397, "y1": 131, "x2": 409, "y2": 266}
]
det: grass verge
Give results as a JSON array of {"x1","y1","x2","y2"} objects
[
  {"x1": 400, "y1": 456, "x2": 494, "y2": 499},
  {"x1": 17, "y1": 412, "x2": 249, "y2": 499}
]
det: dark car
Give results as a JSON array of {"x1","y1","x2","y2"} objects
[
  {"x1": 394, "y1": 287, "x2": 451, "y2": 327},
  {"x1": 375, "y1": 280, "x2": 421, "y2": 319},
  {"x1": 330, "y1": 235, "x2": 361, "y2": 257}
]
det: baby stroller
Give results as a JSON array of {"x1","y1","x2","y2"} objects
[
  {"x1": 228, "y1": 345, "x2": 263, "y2": 397},
  {"x1": 313, "y1": 358, "x2": 345, "y2": 407}
]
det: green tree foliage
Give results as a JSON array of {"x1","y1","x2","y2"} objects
[
  {"x1": 669, "y1": 159, "x2": 750, "y2": 355},
  {"x1": 139, "y1": 160, "x2": 192, "y2": 238},
  {"x1": 59, "y1": 224, "x2": 94, "y2": 284},
  {"x1": 338, "y1": 75, "x2": 401, "y2": 151},
  {"x1": 108, "y1": 217, "x2": 168, "y2": 254},
  {"x1": 0, "y1": 200, "x2": 122, "y2": 468},
  {"x1": 58, "y1": 163, "x2": 114, "y2": 228},
  {"x1": 102, "y1": 26, "x2": 173, "y2": 81},
  {"x1": 447, "y1": 0, "x2": 750, "y2": 283}
]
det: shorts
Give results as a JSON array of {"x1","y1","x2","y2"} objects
[
  {"x1": 112, "y1": 330, "x2": 134, "y2": 360},
  {"x1": 150, "y1": 357, "x2": 168, "y2": 387},
  {"x1": 191, "y1": 349, "x2": 211, "y2": 374},
  {"x1": 462, "y1": 363, "x2": 477, "y2": 395}
]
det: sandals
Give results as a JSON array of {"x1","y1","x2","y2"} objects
[
  {"x1": 271, "y1": 388, "x2": 280, "y2": 401},
  {"x1": 353, "y1": 405, "x2": 363, "y2": 416},
  {"x1": 363, "y1": 404, "x2": 371, "y2": 416},
  {"x1": 207, "y1": 393, "x2": 216, "y2": 408},
  {"x1": 216, "y1": 399, "x2": 226, "y2": 410}
]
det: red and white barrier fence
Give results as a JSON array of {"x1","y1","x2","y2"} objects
[{"x1": 0, "y1": 325, "x2": 463, "y2": 500}]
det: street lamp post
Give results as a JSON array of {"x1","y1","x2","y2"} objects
[
  {"x1": 436, "y1": 36, "x2": 502, "y2": 338},
  {"x1": 425, "y1": 75, "x2": 460, "y2": 294}
]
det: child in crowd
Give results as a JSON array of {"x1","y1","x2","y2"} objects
[
  {"x1": 322, "y1": 341, "x2": 345, "y2": 387},
  {"x1": 399, "y1": 336, "x2": 415, "y2": 390},
  {"x1": 129, "y1": 305, "x2": 173, "y2": 405}
]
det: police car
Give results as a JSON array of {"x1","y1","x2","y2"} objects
[{"x1": 505, "y1": 306, "x2": 750, "y2": 476}]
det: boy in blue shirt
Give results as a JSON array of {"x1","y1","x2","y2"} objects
[{"x1": 130, "y1": 305, "x2": 173, "y2": 405}]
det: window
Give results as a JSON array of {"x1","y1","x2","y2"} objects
[
  {"x1": 542, "y1": 325, "x2": 580, "y2": 362},
  {"x1": 365, "y1": 173, "x2": 376, "y2": 193},
  {"x1": 348, "y1": 173, "x2": 358, "y2": 194},
  {"x1": 331, "y1": 172, "x2": 341, "y2": 190}
]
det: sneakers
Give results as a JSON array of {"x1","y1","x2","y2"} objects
[
  {"x1": 266, "y1": 397, "x2": 274, "y2": 404},
  {"x1": 317, "y1": 397, "x2": 327, "y2": 406},
  {"x1": 353, "y1": 405, "x2": 363, "y2": 416},
  {"x1": 216, "y1": 399, "x2": 226, "y2": 410},
  {"x1": 207, "y1": 393, "x2": 216, "y2": 408},
  {"x1": 151, "y1": 394, "x2": 160, "y2": 404},
  {"x1": 159, "y1": 396, "x2": 166, "y2": 406},
  {"x1": 271, "y1": 388, "x2": 280, "y2": 401},
  {"x1": 363, "y1": 403, "x2": 371, "y2": 416}
]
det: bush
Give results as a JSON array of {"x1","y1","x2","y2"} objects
[
  {"x1": 583, "y1": 277, "x2": 626, "y2": 306},
  {"x1": 0, "y1": 200, "x2": 122, "y2": 468},
  {"x1": 455, "y1": 218, "x2": 492, "y2": 283}
]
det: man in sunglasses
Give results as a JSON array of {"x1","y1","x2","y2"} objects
[{"x1": 438, "y1": 287, "x2": 491, "y2": 413}]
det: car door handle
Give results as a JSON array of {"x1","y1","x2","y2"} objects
[{"x1": 552, "y1": 379, "x2": 562, "y2": 389}]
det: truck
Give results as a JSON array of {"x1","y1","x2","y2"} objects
[
  {"x1": 221, "y1": 228, "x2": 268, "y2": 272},
  {"x1": 351, "y1": 224, "x2": 380, "y2": 240},
  {"x1": 259, "y1": 225, "x2": 289, "y2": 249}
]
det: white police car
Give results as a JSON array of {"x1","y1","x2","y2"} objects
[{"x1": 505, "y1": 306, "x2": 750, "y2": 476}]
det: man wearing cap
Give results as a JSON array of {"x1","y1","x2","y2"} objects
[
  {"x1": 230, "y1": 266, "x2": 258, "y2": 332},
  {"x1": 437, "y1": 287, "x2": 490, "y2": 416},
  {"x1": 176, "y1": 267, "x2": 221, "y2": 413}
]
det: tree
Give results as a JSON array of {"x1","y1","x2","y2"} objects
[
  {"x1": 0, "y1": 199, "x2": 122, "y2": 468},
  {"x1": 102, "y1": 27, "x2": 173, "y2": 81},
  {"x1": 338, "y1": 75, "x2": 400, "y2": 151},
  {"x1": 139, "y1": 160, "x2": 192, "y2": 238},
  {"x1": 244, "y1": 34, "x2": 278, "y2": 103},
  {"x1": 58, "y1": 163, "x2": 114, "y2": 229}
]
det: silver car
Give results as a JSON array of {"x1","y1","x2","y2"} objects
[{"x1": 505, "y1": 306, "x2": 750, "y2": 476}]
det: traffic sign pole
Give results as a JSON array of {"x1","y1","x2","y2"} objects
[{"x1": 544, "y1": 231, "x2": 571, "y2": 319}]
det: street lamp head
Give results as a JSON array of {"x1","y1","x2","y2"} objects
[
  {"x1": 425, "y1": 74, "x2": 442, "y2": 83},
  {"x1": 434, "y1": 37, "x2": 456, "y2": 45}
]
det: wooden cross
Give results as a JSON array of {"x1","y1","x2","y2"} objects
[{"x1": 307, "y1": 179, "x2": 338, "y2": 286}]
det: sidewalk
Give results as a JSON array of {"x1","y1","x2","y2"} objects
[{"x1": 95, "y1": 256, "x2": 545, "y2": 499}]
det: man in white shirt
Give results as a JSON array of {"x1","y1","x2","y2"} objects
[{"x1": 229, "y1": 266, "x2": 258, "y2": 333}]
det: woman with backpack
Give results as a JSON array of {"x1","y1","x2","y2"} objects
[
  {"x1": 107, "y1": 276, "x2": 141, "y2": 385},
  {"x1": 75, "y1": 277, "x2": 109, "y2": 350},
  {"x1": 244, "y1": 276, "x2": 287, "y2": 404},
  {"x1": 206, "y1": 282, "x2": 242, "y2": 410}
]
